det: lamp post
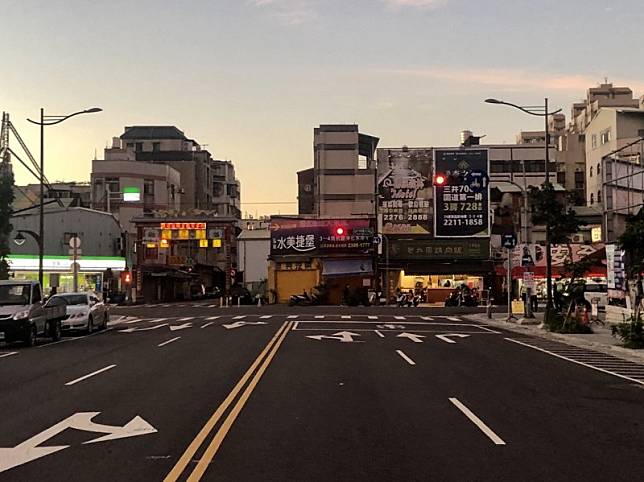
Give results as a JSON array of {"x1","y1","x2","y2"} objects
[
  {"x1": 485, "y1": 98, "x2": 561, "y2": 319},
  {"x1": 26, "y1": 107, "x2": 102, "y2": 287}
]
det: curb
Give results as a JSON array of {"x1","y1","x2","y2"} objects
[{"x1": 467, "y1": 314, "x2": 644, "y2": 366}]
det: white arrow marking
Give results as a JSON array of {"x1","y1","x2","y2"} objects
[
  {"x1": 222, "y1": 321, "x2": 268, "y2": 330},
  {"x1": 170, "y1": 323, "x2": 192, "y2": 331},
  {"x1": 435, "y1": 334, "x2": 471, "y2": 344},
  {"x1": 306, "y1": 331, "x2": 362, "y2": 343},
  {"x1": 397, "y1": 332, "x2": 425, "y2": 343},
  {"x1": 118, "y1": 324, "x2": 168, "y2": 333},
  {"x1": 0, "y1": 412, "x2": 156, "y2": 473}
]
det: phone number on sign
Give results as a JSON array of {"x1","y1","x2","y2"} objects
[{"x1": 442, "y1": 217, "x2": 484, "y2": 227}]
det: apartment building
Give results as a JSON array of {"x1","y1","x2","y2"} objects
[{"x1": 212, "y1": 160, "x2": 241, "y2": 218}]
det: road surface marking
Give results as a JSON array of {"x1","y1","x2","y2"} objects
[
  {"x1": 477, "y1": 325, "x2": 502, "y2": 334},
  {"x1": 187, "y1": 322, "x2": 293, "y2": 480},
  {"x1": 292, "y1": 322, "x2": 299, "y2": 330},
  {"x1": 232, "y1": 315, "x2": 246, "y2": 320},
  {"x1": 315, "y1": 315, "x2": 325, "y2": 319},
  {"x1": 397, "y1": 332, "x2": 425, "y2": 343},
  {"x1": 449, "y1": 398, "x2": 506, "y2": 445},
  {"x1": 287, "y1": 315, "x2": 299, "y2": 319},
  {"x1": 341, "y1": 315, "x2": 351, "y2": 319},
  {"x1": 201, "y1": 322, "x2": 215, "y2": 329},
  {"x1": 368, "y1": 316, "x2": 378, "y2": 320},
  {"x1": 445, "y1": 316, "x2": 461, "y2": 321},
  {"x1": 260, "y1": 315, "x2": 272, "y2": 319},
  {"x1": 205, "y1": 316, "x2": 220, "y2": 321},
  {"x1": 0, "y1": 352, "x2": 18, "y2": 358},
  {"x1": 394, "y1": 316, "x2": 406, "y2": 320},
  {"x1": 374, "y1": 330, "x2": 385, "y2": 338},
  {"x1": 65, "y1": 365, "x2": 117, "y2": 386},
  {"x1": 420, "y1": 316, "x2": 434, "y2": 320},
  {"x1": 36, "y1": 328, "x2": 113, "y2": 348},
  {"x1": 505, "y1": 338, "x2": 644, "y2": 386},
  {"x1": 396, "y1": 350, "x2": 416, "y2": 365},
  {"x1": 150, "y1": 318, "x2": 168, "y2": 323},
  {"x1": 164, "y1": 322, "x2": 290, "y2": 482},
  {"x1": 436, "y1": 334, "x2": 471, "y2": 344},
  {"x1": 207, "y1": 304, "x2": 218, "y2": 308},
  {"x1": 124, "y1": 318, "x2": 142, "y2": 324},
  {"x1": 178, "y1": 317, "x2": 194, "y2": 322},
  {"x1": 158, "y1": 337, "x2": 181, "y2": 347},
  {"x1": 306, "y1": 331, "x2": 363, "y2": 343}
]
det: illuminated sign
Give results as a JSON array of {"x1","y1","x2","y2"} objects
[
  {"x1": 123, "y1": 187, "x2": 141, "y2": 202},
  {"x1": 591, "y1": 226, "x2": 602, "y2": 243},
  {"x1": 161, "y1": 223, "x2": 207, "y2": 230},
  {"x1": 199, "y1": 239, "x2": 209, "y2": 248},
  {"x1": 212, "y1": 239, "x2": 222, "y2": 248}
]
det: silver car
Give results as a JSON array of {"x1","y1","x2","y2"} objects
[{"x1": 54, "y1": 293, "x2": 109, "y2": 333}]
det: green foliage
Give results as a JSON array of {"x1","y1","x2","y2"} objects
[
  {"x1": 528, "y1": 184, "x2": 586, "y2": 244},
  {"x1": 611, "y1": 316, "x2": 644, "y2": 349},
  {"x1": 0, "y1": 163, "x2": 15, "y2": 280},
  {"x1": 618, "y1": 209, "x2": 644, "y2": 279},
  {"x1": 544, "y1": 310, "x2": 593, "y2": 334}
]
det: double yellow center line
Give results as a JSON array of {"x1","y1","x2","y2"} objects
[{"x1": 164, "y1": 320, "x2": 293, "y2": 482}]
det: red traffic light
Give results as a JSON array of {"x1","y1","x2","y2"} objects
[
  {"x1": 434, "y1": 174, "x2": 446, "y2": 186},
  {"x1": 334, "y1": 226, "x2": 345, "y2": 236},
  {"x1": 123, "y1": 272, "x2": 131, "y2": 284}
]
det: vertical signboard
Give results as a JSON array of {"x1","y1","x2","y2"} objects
[
  {"x1": 433, "y1": 148, "x2": 490, "y2": 238},
  {"x1": 378, "y1": 148, "x2": 432, "y2": 235}
]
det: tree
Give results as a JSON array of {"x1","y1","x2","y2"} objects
[
  {"x1": 528, "y1": 184, "x2": 586, "y2": 328},
  {"x1": 0, "y1": 161, "x2": 15, "y2": 280},
  {"x1": 618, "y1": 208, "x2": 644, "y2": 320}
]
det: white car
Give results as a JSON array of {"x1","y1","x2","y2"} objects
[{"x1": 54, "y1": 293, "x2": 109, "y2": 333}]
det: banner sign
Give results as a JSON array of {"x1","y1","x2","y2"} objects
[
  {"x1": 270, "y1": 217, "x2": 374, "y2": 256},
  {"x1": 161, "y1": 222, "x2": 206, "y2": 230},
  {"x1": 433, "y1": 148, "x2": 490, "y2": 238},
  {"x1": 378, "y1": 148, "x2": 432, "y2": 235},
  {"x1": 388, "y1": 239, "x2": 490, "y2": 260}
]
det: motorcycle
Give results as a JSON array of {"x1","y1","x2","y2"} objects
[{"x1": 445, "y1": 287, "x2": 479, "y2": 307}]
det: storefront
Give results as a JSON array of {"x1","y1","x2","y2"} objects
[
  {"x1": 268, "y1": 217, "x2": 375, "y2": 304},
  {"x1": 7, "y1": 254, "x2": 126, "y2": 296}
]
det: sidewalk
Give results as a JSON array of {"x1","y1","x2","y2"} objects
[{"x1": 467, "y1": 310, "x2": 644, "y2": 365}]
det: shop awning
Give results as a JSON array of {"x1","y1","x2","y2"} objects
[{"x1": 322, "y1": 259, "x2": 373, "y2": 277}]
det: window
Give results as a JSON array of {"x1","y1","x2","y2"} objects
[
  {"x1": 32, "y1": 285, "x2": 41, "y2": 303},
  {"x1": 126, "y1": 143, "x2": 134, "y2": 149},
  {"x1": 135, "y1": 142, "x2": 143, "y2": 152},
  {"x1": 152, "y1": 142, "x2": 161, "y2": 152},
  {"x1": 590, "y1": 193, "x2": 594, "y2": 204},
  {"x1": 105, "y1": 177, "x2": 120, "y2": 194},
  {"x1": 144, "y1": 179, "x2": 155, "y2": 196},
  {"x1": 598, "y1": 190, "x2": 602, "y2": 203},
  {"x1": 597, "y1": 163, "x2": 601, "y2": 175},
  {"x1": 591, "y1": 134, "x2": 597, "y2": 149},
  {"x1": 589, "y1": 166, "x2": 593, "y2": 178},
  {"x1": 600, "y1": 129, "x2": 611, "y2": 145},
  {"x1": 358, "y1": 158, "x2": 368, "y2": 170}
]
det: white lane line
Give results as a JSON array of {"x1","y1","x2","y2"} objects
[
  {"x1": 206, "y1": 316, "x2": 220, "y2": 321},
  {"x1": 446, "y1": 316, "x2": 461, "y2": 322},
  {"x1": 287, "y1": 315, "x2": 299, "y2": 319},
  {"x1": 394, "y1": 316, "x2": 406, "y2": 320},
  {"x1": 314, "y1": 315, "x2": 325, "y2": 319},
  {"x1": 161, "y1": 304, "x2": 171, "y2": 307},
  {"x1": 65, "y1": 364, "x2": 117, "y2": 386},
  {"x1": 150, "y1": 318, "x2": 168, "y2": 323},
  {"x1": 505, "y1": 338, "x2": 644, "y2": 386},
  {"x1": 37, "y1": 328, "x2": 113, "y2": 348},
  {"x1": 0, "y1": 352, "x2": 18, "y2": 358},
  {"x1": 207, "y1": 304, "x2": 218, "y2": 308},
  {"x1": 341, "y1": 315, "x2": 351, "y2": 319},
  {"x1": 396, "y1": 350, "x2": 416, "y2": 366},
  {"x1": 125, "y1": 318, "x2": 143, "y2": 324},
  {"x1": 368, "y1": 316, "x2": 378, "y2": 320},
  {"x1": 201, "y1": 322, "x2": 215, "y2": 329},
  {"x1": 158, "y1": 337, "x2": 181, "y2": 347},
  {"x1": 421, "y1": 316, "x2": 434, "y2": 321},
  {"x1": 178, "y1": 317, "x2": 194, "y2": 322},
  {"x1": 260, "y1": 315, "x2": 272, "y2": 319},
  {"x1": 449, "y1": 398, "x2": 506, "y2": 445},
  {"x1": 292, "y1": 322, "x2": 299, "y2": 330},
  {"x1": 477, "y1": 325, "x2": 502, "y2": 334},
  {"x1": 374, "y1": 330, "x2": 385, "y2": 338},
  {"x1": 232, "y1": 316, "x2": 246, "y2": 320}
]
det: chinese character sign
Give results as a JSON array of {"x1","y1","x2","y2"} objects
[
  {"x1": 270, "y1": 217, "x2": 374, "y2": 256},
  {"x1": 433, "y1": 149, "x2": 490, "y2": 238},
  {"x1": 378, "y1": 149, "x2": 432, "y2": 235}
]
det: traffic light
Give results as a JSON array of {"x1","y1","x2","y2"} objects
[
  {"x1": 433, "y1": 172, "x2": 465, "y2": 186},
  {"x1": 433, "y1": 174, "x2": 447, "y2": 186},
  {"x1": 334, "y1": 226, "x2": 346, "y2": 236},
  {"x1": 123, "y1": 271, "x2": 131, "y2": 284}
]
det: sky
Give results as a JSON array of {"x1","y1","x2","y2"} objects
[{"x1": 2, "y1": 0, "x2": 643, "y2": 216}]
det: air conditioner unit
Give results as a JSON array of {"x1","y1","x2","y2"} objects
[{"x1": 571, "y1": 234, "x2": 584, "y2": 243}]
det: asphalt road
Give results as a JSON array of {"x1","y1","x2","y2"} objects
[{"x1": 1, "y1": 302, "x2": 643, "y2": 481}]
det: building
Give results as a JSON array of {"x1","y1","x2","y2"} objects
[
  {"x1": 237, "y1": 227, "x2": 270, "y2": 297},
  {"x1": 297, "y1": 167, "x2": 314, "y2": 214},
  {"x1": 132, "y1": 214, "x2": 239, "y2": 302},
  {"x1": 8, "y1": 207, "x2": 126, "y2": 296},
  {"x1": 212, "y1": 160, "x2": 241, "y2": 218},
  {"x1": 313, "y1": 124, "x2": 379, "y2": 217},
  {"x1": 13, "y1": 182, "x2": 91, "y2": 211}
]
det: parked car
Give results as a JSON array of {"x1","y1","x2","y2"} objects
[
  {"x1": 582, "y1": 282, "x2": 608, "y2": 310},
  {"x1": 53, "y1": 292, "x2": 109, "y2": 333},
  {"x1": 230, "y1": 285, "x2": 254, "y2": 305},
  {"x1": 0, "y1": 280, "x2": 66, "y2": 346}
]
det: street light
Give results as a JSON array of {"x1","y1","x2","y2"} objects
[
  {"x1": 485, "y1": 97, "x2": 562, "y2": 319},
  {"x1": 26, "y1": 107, "x2": 102, "y2": 287}
]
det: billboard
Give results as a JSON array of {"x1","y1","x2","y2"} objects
[
  {"x1": 389, "y1": 238, "x2": 490, "y2": 260},
  {"x1": 378, "y1": 148, "x2": 432, "y2": 235},
  {"x1": 433, "y1": 148, "x2": 490, "y2": 238},
  {"x1": 270, "y1": 217, "x2": 374, "y2": 256}
]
